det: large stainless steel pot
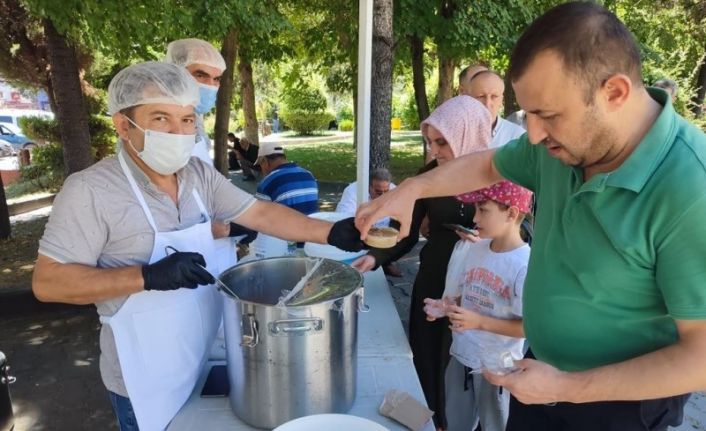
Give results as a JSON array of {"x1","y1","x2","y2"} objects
[
  {"x1": 220, "y1": 257, "x2": 364, "y2": 429},
  {"x1": 0, "y1": 351, "x2": 15, "y2": 431}
]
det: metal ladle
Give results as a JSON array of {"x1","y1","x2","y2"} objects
[
  {"x1": 163, "y1": 245, "x2": 242, "y2": 301},
  {"x1": 197, "y1": 263, "x2": 242, "y2": 301}
]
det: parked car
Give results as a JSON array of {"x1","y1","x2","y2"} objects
[
  {"x1": 0, "y1": 139, "x2": 14, "y2": 157},
  {"x1": 0, "y1": 108, "x2": 53, "y2": 128},
  {"x1": 0, "y1": 123, "x2": 34, "y2": 152}
]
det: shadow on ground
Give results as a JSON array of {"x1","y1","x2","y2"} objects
[{"x1": 0, "y1": 295, "x2": 114, "y2": 430}]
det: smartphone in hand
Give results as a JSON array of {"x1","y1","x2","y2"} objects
[{"x1": 442, "y1": 223, "x2": 478, "y2": 236}]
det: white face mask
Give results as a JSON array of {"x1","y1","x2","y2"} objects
[{"x1": 124, "y1": 116, "x2": 196, "y2": 175}]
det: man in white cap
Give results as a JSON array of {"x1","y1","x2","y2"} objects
[
  {"x1": 164, "y1": 38, "x2": 226, "y2": 164},
  {"x1": 32, "y1": 61, "x2": 364, "y2": 431},
  {"x1": 255, "y1": 142, "x2": 319, "y2": 215}
]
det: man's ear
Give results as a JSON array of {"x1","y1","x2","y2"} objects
[
  {"x1": 112, "y1": 113, "x2": 131, "y2": 141},
  {"x1": 600, "y1": 74, "x2": 632, "y2": 112}
]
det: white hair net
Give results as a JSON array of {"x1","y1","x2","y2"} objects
[
  {"x1": 107, "y1": 61, "x2": 200, "y2": 115},
  {"x1": 164, "y1": 38, "x2": 226, "y2": 71}
]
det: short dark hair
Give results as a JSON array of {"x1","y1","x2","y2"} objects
[
  {"x1": 370, "y1": 168, "x2": 392, "y2": 183},
  {"x1": 265, "y1": 153, "x2": 285, "y2": 162},
  {"x1": 227, "y1": 132, "x2": 236, "y2": 139},
  {"x1": 468, "y1": 70, "x2": 503, "y2": 85},
  {"x1": 119, "y1": 106, "x2": 137, "y2": 123},
  {"x1": 508, "y1": 1, "x2": 642, "y2": 103},
  {"x1": 459, "y1": 64, "x2": 488, "y2": 86}
]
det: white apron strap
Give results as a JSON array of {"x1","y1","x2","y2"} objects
[
  {"x1": 191, "y1": 189, "x2": 210, "y2": 221},
  {"x1": 118, "y1": 152, "x2": 158, "y2": 232}
]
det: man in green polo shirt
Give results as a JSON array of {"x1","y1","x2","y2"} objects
[{"x1": 356, "y1": 2, "x2": 706, "y2": 430}]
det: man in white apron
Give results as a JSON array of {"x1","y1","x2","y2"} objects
[{"x1": 32, "y1": 61, "x2": 365, "y2": 431}]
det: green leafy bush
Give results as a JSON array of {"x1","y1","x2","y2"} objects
[
  {"x1": 19, "y1": 116, "x2": 60, "y2": 145},
  {"x1": 283, "y1": 85, "x2": 327, "y2": 113},
  {"x1": 281, "y1": 85, "x2": 333, "y2": 135},
  {"x1": 19, "y1": 115, "x2": 115, "y2": 161},
  {"x1": 339, "y1": 119, "x2": 354, "y2": 131},
  {"x1": 282, "y1": 111, "x2": 334, "y2": 135},
  {"x1": 88, "y1": 115, "x2": 116, "y2": 160},
  {"x1": 337, "y1": 104, "x2": 354, "y2": 121},
  {"x1": 21, "y1": 143, "x2": 64, "y2": 190},
  {"x1": 17, "y1": 115, "x2": 116, "y2": 187},
  {"x1": 400, "y1": 96, "x2": 421, "y2": 130}
]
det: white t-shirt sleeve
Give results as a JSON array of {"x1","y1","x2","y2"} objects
[{"x1": 335, "y1": 183, "x2": 357, "y2": 215}]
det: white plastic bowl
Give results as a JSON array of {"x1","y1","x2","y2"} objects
[
  {"x1": 304, "y1": 212, "x2": 366, "y2": 263},
  {"x1": 273, "y1": 414, "x2": 390, "y2": 431}
]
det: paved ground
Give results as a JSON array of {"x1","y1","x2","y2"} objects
[{"x1": 1, "y1": 172, "x2": 704, "y2": 430}]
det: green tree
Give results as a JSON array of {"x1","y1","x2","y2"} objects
[
  {"x1": 214, "y1": 29, "x2": 238, "y2": 175},
  {"x1": 288, "y1": 0, "x2": 359, "y2": 135},
  {"x1": 43, "y1": 18, "x2": 93, "y2": 175},
  {"x1": 1, "y1": 1, "x2": 97, "y2": 175},
  {"x1": 396, "y1": 0, "x2": 548, "y2": 121},
  {"x1": 0, "y1": 0, "x2": 55, "y2": 110},
  {"x1": 371, "y1": 0, "x2": 395, "y2": 170},
  {"x1": 613, "y1": 0, "x2": 706, "y2": 118}
]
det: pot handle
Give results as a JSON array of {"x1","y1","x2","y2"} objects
[
  {"x1": 357, "y1": 288, "x2": 370, "y2": 313},
  {"x1": 240, "y1": 314, "x2": 259, "y2": 348},
  {"x1": 269, "y1": 318, "x2": 323, "y2": 335}
]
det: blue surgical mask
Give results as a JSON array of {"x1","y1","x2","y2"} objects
[{"x1": 194, "y1": 83, "x2": 218, "y2": 114}]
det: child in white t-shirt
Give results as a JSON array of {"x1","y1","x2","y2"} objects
[{"x1": 424, "y1": 180, "x2": 533, "y2": 431}]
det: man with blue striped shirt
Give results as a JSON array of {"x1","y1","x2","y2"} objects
[{"x1": 255, "y1": 142, "x2": 319, "y2": 215}]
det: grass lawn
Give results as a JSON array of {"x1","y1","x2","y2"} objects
[{"x1": 285, "y1": 133, "x2": 425, "y2": 183}]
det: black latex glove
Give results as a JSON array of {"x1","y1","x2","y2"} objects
[
  {"x1": 228, "y1": 222, "x2": 258, "y2": 245},
  {"x1": 327, "y1": 217, "x2": 367, "y2": 252},
  {"x1": 142, "y1": 252, "x2": 215, "y2": 291}
]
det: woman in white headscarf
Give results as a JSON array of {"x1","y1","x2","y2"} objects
[{"x1": 353, "y1": 95, "x2": 491, "y2": 429}]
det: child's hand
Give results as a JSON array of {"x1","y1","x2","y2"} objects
[
  {"x1": 423, "y1": 297, "x2": 446, "y2": 321},
  {"x1": 446, "y1": 304, "x2": 484, "y2": 332}
]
